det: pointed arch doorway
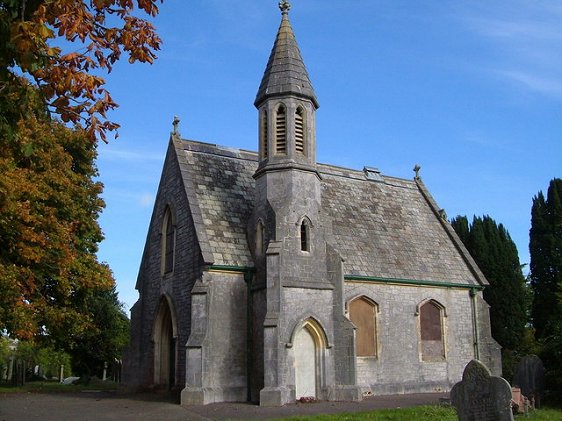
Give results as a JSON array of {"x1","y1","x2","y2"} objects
[
  {"x1": 292, "y1": 319, "x2": 327, "y2": 400},
  {"x1": 294, "y1": 327, "x2": 316, "y2": 398},
  {"x1": 153, "y1": 296, "x2": 177, "y2": 388}
]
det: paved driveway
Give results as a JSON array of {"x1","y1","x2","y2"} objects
[{"x1": 0, "y1": 391, "x2": 448, "y2": 420}]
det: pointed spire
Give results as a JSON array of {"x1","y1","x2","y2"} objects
[{"x1": 254, "y1": 1, "x2": 319, "y2": 108}]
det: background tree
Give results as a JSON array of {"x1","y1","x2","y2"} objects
[
  {"x1": 451, "y1": 215, "x2": 528, "y2": 377},
  {"x1": 1, "y1": 1, "x2": 159, "y2": 377},
  {"x1": 36, "y1": 346, "x2": 72, "y2": 379},
  {"x1": 0, "y1": 0, "x2": 162, "y2": 141},
  {"x1": 529, "y1": 178, "x2": 562, "y2": 391},
  {"x1": 13, "y1": 339, "x2": 37, "y2": 379},
  {"x1": 530, "y1": 178, "x2": 562, "y2": 338},
  {"x1": 70, "y1": 286, "x2": 130, "y2": 377},
  {"x1": 0, "y1": 80, "x2": 131, "y2": 375},
  {"x1": 0, "y1": 336, "x2": 13, "y2": 381}
]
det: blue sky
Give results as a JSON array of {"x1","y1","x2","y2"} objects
[{"x1": 95, "y1": 1, "x2": 562, "y2": 312}]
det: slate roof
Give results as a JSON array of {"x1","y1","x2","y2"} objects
[
  {"x1": 174, "y1": 138, "x2": 486, "y2": 286},
  {"x1": 254, "y1": 7, "x2": 318, "y2": 108},
  {"x1": 174, "y1": 139, "x2": 257, "y2": 267}
]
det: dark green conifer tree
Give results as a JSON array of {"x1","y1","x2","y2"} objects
[
  {"x1": 530, "y1": 178, "x2": 562, "y2": 339},
  {"x1": 529, "y1": 178, "x2": 562, "y2": 390},
  {"x1": 451, "y1": 215, "x2": 528, "y2": 351}
]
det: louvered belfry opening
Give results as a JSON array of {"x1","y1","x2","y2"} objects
[
  {"x1": 275, "y1": 105, "x2": 287, "y2": 154},
  {"x1": 295, "y1": 107, "x2": 305, "y2": 154},
  {"x1": 261, "y1": 109, "x2": 268, "y2": 158}
]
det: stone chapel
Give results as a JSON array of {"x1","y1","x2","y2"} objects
[{"x1": 123, "y1": 1, "x2": 501, "y2": 407}]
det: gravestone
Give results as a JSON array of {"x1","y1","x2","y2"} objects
[
  {"x1": 513, "y1": 354, "x2": 545, "y2": 408},
  {"x1": 451, "y1": 359, "x2": 513, "y2": 421},
  {"x1": 11, "y1": 359, "x2": 25, "y2": 387},
  {"x1": 511, "y1": 387, "x2": 529, "y2": 414}
]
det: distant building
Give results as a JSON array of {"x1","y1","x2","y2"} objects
[{"x1": 123, "y1": 1, "x2": 501, "y2": 406}]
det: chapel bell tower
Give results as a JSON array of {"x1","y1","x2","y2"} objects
[
  {"x1": 254, "y1": 0, "x2": 319, "y2": 177},
  {"x1": 249, "y1": 1, "x2": 360, "y2": 407}
]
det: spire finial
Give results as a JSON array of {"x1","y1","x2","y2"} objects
[
  {"x1": 172, "y1": 115, "x2": 181, "y2": 137},
  {"x1": 279, "y1": 0, "x2": 291, "y2": 15},
  {"x1": 413, "y1": 164, "x2": 421, "y2": 180}
]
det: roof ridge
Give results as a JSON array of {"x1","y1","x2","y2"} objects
[
  {"x1": 172, "y1": 137, "x2": 215, "y2": 265},
  {"x1": 414, "y1": 178, "x2": 489, "y2": 286},
  {"x1": 179, "y1": 138, "x2": 258, "y2": 161}
]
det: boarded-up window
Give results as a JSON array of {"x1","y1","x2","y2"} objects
[
  {"x1": 420, "y1": 301, "x2": 445, "y2": 360},
  {"x1": 349, "y1": 297, "x2": 377, "y2": 357}
]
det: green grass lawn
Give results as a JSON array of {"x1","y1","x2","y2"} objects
[{"x1": 276, "y1": 405, "x2": 562, "y2": 421}]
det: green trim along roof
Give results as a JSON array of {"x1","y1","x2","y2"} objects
[
  {"x1": 205, "y1": 265, "x2": 484, "y2": 290},
  {"x1": 344, "y1": 274, "x2": 484, "y2": 290}
]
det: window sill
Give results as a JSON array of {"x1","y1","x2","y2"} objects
[{"x1": 421, "y1": 357, "x2": 447, "y2": 363}]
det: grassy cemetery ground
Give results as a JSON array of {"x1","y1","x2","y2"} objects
[{"x1": 276, "y1": 405, "x2": 562, "y2": 420}]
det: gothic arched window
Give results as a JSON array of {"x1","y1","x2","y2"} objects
[
  {"x1": 161, "y1": 207, "x2": 176, "y2": 275},
  {"x1": 419, "y1": 300, "x2": 446, "y2": 361},
  {"x1": 300, "y1": 218, "x2": 310, "y2": 252},
  {"x1": 349, "y1": 297, "x2": 378, "y2": 357},
  {"x1": 256, "y1": 220, "x2": 266, "y2": 256}
]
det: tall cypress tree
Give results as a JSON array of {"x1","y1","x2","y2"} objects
[
  {"x1": 451, "y1": 215, "x2": 528, "y2": 351},
  {"x1": 530, "y1": 178, "x2": 562, "y2": 339}
]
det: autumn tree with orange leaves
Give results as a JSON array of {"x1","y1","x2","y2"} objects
[
  {"x1": 1, "y1": 0, "x2": 163, "y2": 141},
  {"x1": 0, "y1": 82, "x2": 113, "y2": 343},
  {"x1": 0, "y1": 1, "x2": 162, "y2": 369}
]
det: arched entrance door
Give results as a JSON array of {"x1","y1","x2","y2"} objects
[
  {"x1": 292, "y1": 318, "x2": 328, "y2": 400},
  {"x1": 294, "y1": 326, "x2": 317, "y2": 399},
  {"x1": 153, "y1": 297, "x2": 176, "y2": 388}
]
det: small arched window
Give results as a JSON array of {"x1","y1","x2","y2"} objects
[
  {"x1": 300, "y1": 218, "x2": 310, "y2": 252},
  {"x1": 261, "y1": 109, "x2": 268, "y2": 159},
  {"x1": 295, "y1": 106, "x2": 305, "y2": 154},
  {"x1": 162, "y1": 207, "x2": 175, "y2": 275},
  {"x1": 349, "y1": 297, "x2": 378, "y2": 357},
  {"x1": 256, "y1": 220, "x2": 266, "y2": 256},
  {"x1": 419, "y1": 300, "x2": 445, "y2": 361},
  {"x1": 275, "y1": 105, "x2": 286, "y2": 154}
]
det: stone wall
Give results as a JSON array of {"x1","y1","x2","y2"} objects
[
  {"x1": 182, "y1": 271, "x2": 248, "y2": 405},
  {"x1": 123, "y1": 139, "x2": 203, "y2": 391},
  {"x1": 282, "y1": 287, "x2": 335, "y2": 396},
  {"x1": 476, "y1": 294, "x2": 502, "y2": 376},
  {"x1": 344, "y1": 282, "x2": 481, "y2": 395},
  {"x1": 250, "y1": 287, "x2": 266, "y2": 402}
]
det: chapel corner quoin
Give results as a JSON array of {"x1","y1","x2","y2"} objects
[{"x1": 122, "y1": 2, "x2": 501, "y2": 406}]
